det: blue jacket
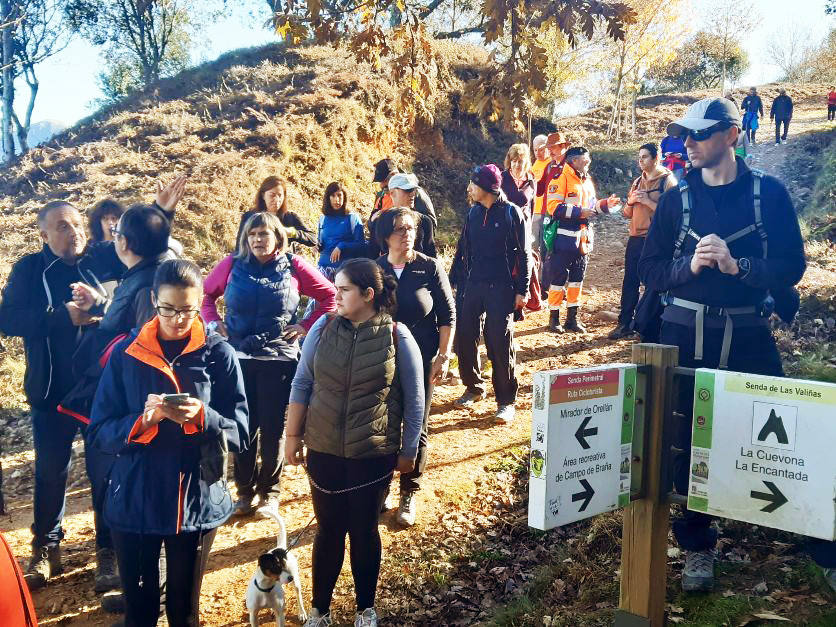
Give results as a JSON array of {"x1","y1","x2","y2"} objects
[
  {"x1": 224, "y1": 253, "x2": 300, "y2": 359},
  {"x1": 87, "y1": 317, "x2": 248, "y2": 536},
  {"x1": 317, "y1": 212, "x2": 366, "y2": 269}
]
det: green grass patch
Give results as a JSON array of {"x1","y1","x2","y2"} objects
[
  {"x1": 674, "y1": 591, "x2": 762, "y2": 626},
  {"x1": 485, "y1": 446, "x2": 528, "y2": 474}
]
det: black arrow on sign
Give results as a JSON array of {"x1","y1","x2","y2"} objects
[
  {"x1": 572, "y1": 479, "x2": 595, "y2": 512},
  {"x1": 750, "y1": 481, "x2": 788, "y2": 513},
  {"x1": 574, "y1": 416, "x2": 598, "y2": 450}
]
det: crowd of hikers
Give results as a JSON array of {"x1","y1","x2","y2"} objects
[{"x1": 0, "y1": 90, "x2": 833, "y2": 627}]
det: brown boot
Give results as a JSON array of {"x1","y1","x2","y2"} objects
[
  {"x1": 548, "y1": 310, "x2": 564, "y2": 333},
  {"x1": 25, "y1": 544, "x2": 62, "y2": 590}
]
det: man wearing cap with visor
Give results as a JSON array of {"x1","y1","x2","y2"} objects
[
  {"x1": 371, "y1": 158, "x2": 437, "y2": 228},
  {"x1": 449, "y1": 164, "x2": 531, "y2": 424},
  {"x1": 638, "y1": 98, "x2": 826, "y2": 592},
  {"x1": 368, "y1": 172, "x2": 437, "y2": 258},
  {"x1": 534, "y1": 132, "x2": 571, "y2": 296}
]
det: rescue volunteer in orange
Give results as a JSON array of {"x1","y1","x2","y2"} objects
[
  {"x1": 534, "y1": 132, "x2": 571, "y2": 297},
  {"x1": 608, "y1": 143, "x2": 676, "y2": 340},
  {"x1": 87, "y1": 259, "x2": 248, "y2": 627},
  {"x1": 544, "y1": 147, "x2": 621, "y2": 333}
]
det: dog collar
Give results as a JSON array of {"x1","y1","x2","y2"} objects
[{"x1": 253, "y1": 578, "x2": 275, "y2": 593}]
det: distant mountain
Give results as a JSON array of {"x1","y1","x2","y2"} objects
[{"x1": 13, "y1": 119, "x2": 67, "y2": 152}]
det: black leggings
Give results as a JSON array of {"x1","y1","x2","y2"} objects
[
  {"x1": 307, "y1": 450, "x2": 396, "y2": 614},
  {"x1": 111, "y1": 528, "x2": 217, "y2": 627},
  {"x1": 233, "y1": 358, "x2": 296, "y2": 500}
]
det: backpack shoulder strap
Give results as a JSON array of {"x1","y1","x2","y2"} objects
[
  {"x1": 751, "y1": 169, "x2": 767, "y2": 257},
  {"x1": 674, "y1": 177, "x2": 693, "y2": 259}
]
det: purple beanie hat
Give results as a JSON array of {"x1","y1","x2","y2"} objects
[{"x1": 471, "y1": 164, "x2": 503, "y2": 194}]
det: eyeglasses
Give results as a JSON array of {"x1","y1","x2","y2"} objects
[
  {"x1": 683, "y1": 123, "x2": 731, "y2": 142},
  {"x1": 393, "y1": 226, "x2": 416, "y2": 236},
  {"x1": 156, "y1": 306, "x2": 200, "y2": 320}
]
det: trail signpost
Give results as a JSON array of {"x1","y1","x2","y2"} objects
[
  {"x1": 687, "y1": 369, "x2": 836, "y2": 540},
  {"x1": 528, "y1": 364, "x2": 637, "y2": 530}
]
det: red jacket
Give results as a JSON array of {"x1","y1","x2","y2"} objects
[{"x1": 828, "y1": 91, "x2": 836, "y2": 105}]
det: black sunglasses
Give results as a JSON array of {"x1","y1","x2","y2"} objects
[{"x1": 683, "y1": 123, "x2": 732, "y2": 142}]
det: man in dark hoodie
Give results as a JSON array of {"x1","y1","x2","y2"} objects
[
  {"x1": 740, "y1": 87, "x2": 764, "y2": 144},
  {"x1": 770, "y1": 88, "x2": 794, "y2": 145}
]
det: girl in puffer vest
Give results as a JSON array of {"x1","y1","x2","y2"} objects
[{"x1": 285, "y1": 259, "x2": 425, "y2": 627}]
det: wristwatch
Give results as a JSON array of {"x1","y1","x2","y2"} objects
[{"x1": 737, "y1": 257, "x2": 751, "y2": 279}]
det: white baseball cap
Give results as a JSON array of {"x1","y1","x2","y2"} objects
[
  {"x1": 388, "y1": 173, "x2": 419, "y2": 191},
  {"x1": 533, "y1": 134, "x2": 548, "y2": 148}
]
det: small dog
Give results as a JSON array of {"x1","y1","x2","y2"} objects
[{"x1": 246, "y1": 502, "x2": 307, "y2": 627}]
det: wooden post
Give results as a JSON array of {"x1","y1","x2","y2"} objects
[{"x1": 616, "y1": 343, "x2": 679, "y2": 626}]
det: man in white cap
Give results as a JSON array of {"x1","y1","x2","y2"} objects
[
  {"x1": 368, "y1": 172, "x2": 436, "y2": 258},
  {"x1": 639, "y1": 97, "x2": 821, "y2": 592}
]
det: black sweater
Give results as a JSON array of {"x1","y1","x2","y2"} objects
[
  {"x1": 376, "y1": 252, "x2": 455, "y2": 363},
  {"x1": 638, "y1": 159, "x2": 805, "y2": 320}
]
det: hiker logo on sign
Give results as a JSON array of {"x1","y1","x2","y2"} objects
[{"x1": 751, "y1": 401, "x2": 797, "y2": 452}]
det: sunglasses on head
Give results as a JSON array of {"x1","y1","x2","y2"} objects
[{"x1": 683, "y1": 123, "x2": 732, "y2": 142}]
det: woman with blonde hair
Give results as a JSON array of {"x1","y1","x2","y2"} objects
[
  {"x1": 500, "y1": 143, "x2": 535, "y2": 218},
  {"x1": 203, "y1": 212, "x2": 336, "y2": 514}
]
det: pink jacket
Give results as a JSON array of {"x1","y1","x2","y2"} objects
[{"x1": 201, "y1": 254, "x2": 336, "y2": 330}]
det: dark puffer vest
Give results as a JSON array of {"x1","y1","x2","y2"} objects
[
  {"x1": 224, "y1": 253, "x2": 300, "y2": 359},
  {"x1": 305, "y1": 313, "x2": 403, "y2": 459}
]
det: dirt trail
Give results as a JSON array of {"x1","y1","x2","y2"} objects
[{"x1": 1, "y1": 102, "x2": 833, "y2": 627}]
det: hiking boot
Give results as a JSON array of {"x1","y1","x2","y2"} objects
[
  {"x1": 25, "y1": 544, "x2": 62, "y2": 590},
  {"x1": 95, "y1": 547, "x2": 121, "y2": 592},
  {"x1": 495, "y1": 404, "x2": 516, "y2": 424},
  {"x1": 822, "y1": 567, "x2": 836, "y2": 594},
  {"x1": 355, "y1": 607, "x2": 379, "y2": 627},
  {"x1": 101, "y1": 590, "x2": 126, "y2": 614},
  {"x1": 232, "y1": 495, "x2": 256, "y2": 517},
  {"x1": 548, "y1": 310, "x2": 564, "y2": 333},
  {"x1": 396, "y1": 491, "x2": 417, "y2": 527},
  {"x1": 681, "y1": 550, "x2": 715, "y2": 592},
  {"x1": 607, "y1": 324, "x2": 634, "y2": 340},
  {"x1": 303, "y1": 608, "x2": 333, "y2": 626},
  {"x1": 564, "y1": 308, "x2": 586, "y2": 333},
  {"x1": 454, "y1": 389, "x2": 484, "y2": 407}
]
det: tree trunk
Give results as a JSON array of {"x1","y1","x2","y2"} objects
[
  {"x1": 631, "y1": 88, "x2": 638, "y2": 136},
  {"x1": 1, "y1": 0, "x2": 15, "y2": 163}
]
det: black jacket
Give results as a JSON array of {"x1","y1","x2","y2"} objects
[
  {"x1": 377, "y1": 253, "x2": 455, "y2": 362},
  {"x1": 770, "y1": 95, "x2": 794, "y2": 120},
  {"x1": 741, "y1": 94, "x2": 763, "y2": 116},
  {"x1": 639, "y1": 158, "x2": 805, "y2": 320},
  {"x1": 450, "y1": 196, "x2": 532, "y2": 296},
  {"x1": 0, "y1": 243, "x2": 123, "y2": 410}
]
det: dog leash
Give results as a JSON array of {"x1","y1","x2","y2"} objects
[{"x1": 287, "y1": 513, "x2": 317, "y2": 550}]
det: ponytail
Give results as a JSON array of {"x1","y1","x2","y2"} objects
[{"x1": 336, "y1": 258, "x2": 398, "y2": 315}]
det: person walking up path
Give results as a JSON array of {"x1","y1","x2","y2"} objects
[
  {"x1": 741, "y1": 87, "x2": 763, "y2": 144},
  {"x1": 828, "y1": 86, "x2": 836, "y2": 121},
  {"x1": 770, "y1": 88, "x2": 794, "y2": 145}
]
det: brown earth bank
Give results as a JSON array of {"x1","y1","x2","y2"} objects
[{"x1": 0, "y1": 40, "x2": 834, "y2": 627}]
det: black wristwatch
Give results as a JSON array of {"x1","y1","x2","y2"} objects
[{"x1": 736, "y1": 257, "x2": 751, "y2": 279}]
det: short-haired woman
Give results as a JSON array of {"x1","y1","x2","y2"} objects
[
  {"x1": 88, "y1": 199, "x2": 125, "y2": 243},
  {"x1": 88, "y1": 259, "x2": 248, "y2": 626},
  {"x1": 375, "y1": 208, "x2": 455, "y2": 527},
  {"x1": 608, "y1": 143, "x2": 676, "y2": 339},
  {"x1": 203, "y1": 212, "x2": 336, "y2": 514},
  {"x1": 317, "y1": 182, "x2": 366, "y2": 281},
  {"x1": 286, "y1": 258, "x2": 424, "y2": 627},
  {"x1": 501, "y1": 143, "x2": 535, "y2": 218},
  {"x1": 237, "y1": 175, "x2": 316, "y2": 250}
]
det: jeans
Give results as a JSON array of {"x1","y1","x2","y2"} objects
[
  {"x1": 307, "y1": 450, "x2": 396, "y2": 614},
  {"x1": 31, "y1": 408, "x2": 112, "y2": 550},
  {"x1": 233, "y1": 358, "x2": 296, "y2": 501},
  {"x1": 828, "y1": 104, "x2": 835, "y2": 121},
  {"x1": 618, "y1": 236, "x2": 646, "y2": 326},
  {"x1": 399, "y1": 355, "x2": 433, "y2": 493},
  {"x1": 111, "y1": 528, "x2": 217, "y2": 627},
  {"x1": 456, "y1": 280, "x2": 518, "y2": 406}
]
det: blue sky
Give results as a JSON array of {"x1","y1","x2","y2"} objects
[{"x1": 20, "y1": 0, "x2": 835, "y2": 127}]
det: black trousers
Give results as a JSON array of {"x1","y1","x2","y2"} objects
[
  {"x1": 111, "y1": 527, "x2": 217, "y2": 627},
  {"x1": 233, "y1": 358, "x2": 296, "y2": 501},
  {"x1": 829, "y1": 104, "x2": 836, "y2": 121},
  {"x1": 399, "y1": 355, "x2": 433, "y2": 493},
  {"x1": 456, "y1": 280, "x2": 518, "y2": 406},
  {"x1": 618, "y1": 236, "x2": 646, "y2": 326},
  {"x1": 307, "y1": 450, "x2": 396, "y2": 614},
  {"x1": 775, "y1": 118, "x2": 790, "y2": 142}
]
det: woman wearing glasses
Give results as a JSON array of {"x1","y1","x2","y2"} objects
[
  {"x1": 88, "y1": 259, "x2": 248, "y2": 626},
  {"x1": 374, "y1": 208, "x2": 455, "y2": 527},
  {"x1": 202, "y1": 212, "x2": 336, "y2": 515}
]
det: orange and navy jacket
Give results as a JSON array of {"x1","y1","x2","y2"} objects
[
  {"x1": 531, "y1": 158, "x2": 550, "y2": 215},
  {"x1": 550, "y1": 164, "x2": 607, "y2": 252},
  {"x1": 87, "y1": 316, "x2": 248, "y2": 536},
  {"x1": 536, "y1": 160, "x2": 566, "y2": 217}
]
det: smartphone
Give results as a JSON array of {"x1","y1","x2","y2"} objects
[{"x1": 161, "y1": 393, "x2": 190, "y2": 405}]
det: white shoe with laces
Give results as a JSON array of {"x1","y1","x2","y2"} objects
[
  {"x1": 396, "y1": 491, "x2": 417, "y2": 526},
  {"x1": 355, "y1": 607, "x2": 378, "y2": 626},
  {"x1": 303, "y1": 608, "x2": 333, "y2": 626},
  {"x1": 495, "y1": 404, "x2": 516, "y2": 424}
]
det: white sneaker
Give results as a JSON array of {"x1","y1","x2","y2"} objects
[
  {"x1": 781, "y1": 139, "x2": 787, "y2": 144},
  {"x1": 396, "y1": 491, "x2": 417, "y2": 526},
  {"x1": 303, "y1": 608, "x2": 333, "y2": 626},
  {"x1": 495, "y1": 404, "x2": 515, "y2": 424},
  {"x1": 355, "y1": 607, "x2": 378, "y2": 626},
  {"x1": 775, "y1": 141, "x2": 780, "y2": 145}
]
